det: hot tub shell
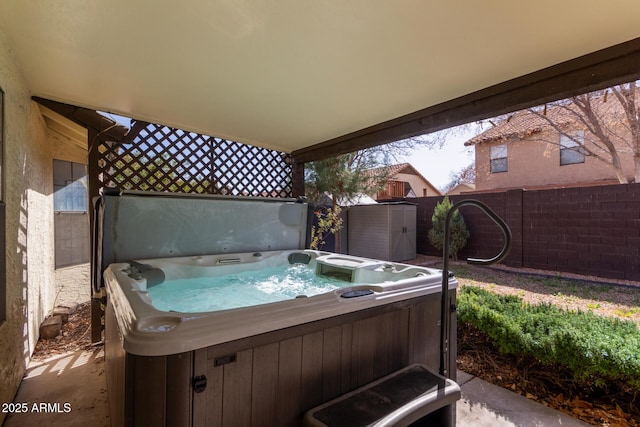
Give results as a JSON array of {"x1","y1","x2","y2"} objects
[{"x1": 98, "y1": 192, "x2": 458, "y2": 426}]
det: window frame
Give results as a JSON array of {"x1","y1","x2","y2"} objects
[
  {"x1": 53, "y1": 159, "x2": 90, "y2": 268},
  {"x1": 490, "y1": 144, "x2": 508, "y2": 173},
  {"x1": 560, "y1": 131, "x2": 586, "y2": 166}
]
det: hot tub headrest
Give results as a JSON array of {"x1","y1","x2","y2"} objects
[
  {"x1": 129, "y1": 261, "x2": 166, "y2": 287},
  {"x1": 288, "y1": 252, "x2": 312, "y2": 265}
]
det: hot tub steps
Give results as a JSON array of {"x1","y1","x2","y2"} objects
[{"x1": 303, "y1": 364, "x2": 460, "y2": 427}]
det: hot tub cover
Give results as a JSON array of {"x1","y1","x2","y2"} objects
[{"x1": 93, "y1": 190, "x2": 311, "y2": 292}]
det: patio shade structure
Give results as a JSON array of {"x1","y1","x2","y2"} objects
[
  {"x1": 0, "y1": 0, "x2": 640, "y2": 420},
  {"x1": 0, "y1": 2, "x2": 638, "y2": 167},
  {"x1": 3, "y1": 1, "x2": 640, "y2": 346}
]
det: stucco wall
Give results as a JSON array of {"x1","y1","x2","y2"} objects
[
  {"x1": 54, "y1": 264, "x2": 91, "y2": 305},
  {"x1": 394, "y1": 172, "x2": 441, "y2": 196},
  {"x1": 0, "y1": 27, "x2": 57, "y2": 423},
  {"x1": 475, "y1": 127, "x2": 637, "y2": 191}
]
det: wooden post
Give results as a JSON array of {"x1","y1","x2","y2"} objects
[
  {"x1": 88, "y1": 128, "x2": 103, "y2": 343},
  {"x1": 291, "y1": 157, "x2": 305, "y2": 198}
]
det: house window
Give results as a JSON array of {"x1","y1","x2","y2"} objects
[
  {"x1": 560, "y1": 131, "x2": 585, "y2": 165},
  {"x1": 54, "y1": 160, "x2": 87, "y2": 211},
  {"x1": 53, "y1": 160, "x2": 90, "y2": 268},
  {"x1": 490, "y1": 144, "x2": 508, "y2": 173}
]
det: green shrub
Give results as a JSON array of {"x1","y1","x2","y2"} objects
[
  {"x1": 428, "y1": 196, "x2": 469, "y2": 260},
  {"x1": 457, "y1": 286, "x2": 640, "y2": 387}
]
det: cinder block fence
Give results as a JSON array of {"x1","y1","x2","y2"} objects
[{"x1": 406, "y1": 183, "x2": 640, "y2": 281}]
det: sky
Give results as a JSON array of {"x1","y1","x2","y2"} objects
[{"x1": 398, "y1": 125, "x2": 480, "y2": 192}]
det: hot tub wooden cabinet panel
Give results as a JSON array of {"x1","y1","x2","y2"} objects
[{"x1": 106, "y1": 293, "x2": 456, "y2": 427}]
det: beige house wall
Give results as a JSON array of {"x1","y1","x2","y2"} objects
[
  {"x1": 446, "y1": 183, "x2": 475, "y2": 195},
  {"x1": 0, "y1": 27, "x2": 59, "y2": 423},
  {"x1": 394, "y1": 172, "x2": 441, "y2": 196},
  {"x1": 475, "y1": 127, "x2": 637, "y2": 191}
]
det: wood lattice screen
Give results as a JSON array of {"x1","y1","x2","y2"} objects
[{"x1": 95, "y1": 121, "x2": 293, "y2": 197}]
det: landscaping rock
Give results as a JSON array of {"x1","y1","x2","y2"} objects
[
  {"x1": 39, "y1": 316, "x2": 62, "y2": 340},
  {"x1": 52, "y1": 307, "x2": 70, "y2": 324},
  {"x1": 58, "y1": 302, "x2": 79, "y2": 315}
]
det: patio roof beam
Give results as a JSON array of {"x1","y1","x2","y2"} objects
[
  {"x1": 291, "y1": 37, "x2": 640, "y2": 164},
  {"x1": 32, "y1": 97, "x2": 129, "y2": 142}
]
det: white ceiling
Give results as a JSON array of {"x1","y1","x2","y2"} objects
[{"x1": 1, "y1": 1, "x2": 639, "y2": 153}]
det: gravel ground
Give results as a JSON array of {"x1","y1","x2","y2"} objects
[{"x1": 407, "y1": 255, "x2": 640, "y2": 325}]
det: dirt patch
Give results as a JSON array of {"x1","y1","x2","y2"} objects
[
  {"x1": 458, "y1": 322, "x2": 639, "y2": 427},
  {"x1": 32, "y1": 302, "x2": 94, "y2": 362}
]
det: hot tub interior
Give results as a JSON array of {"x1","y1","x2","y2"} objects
[{"x1": 122, "y1": 250, "x2": 442, "y2": 313}]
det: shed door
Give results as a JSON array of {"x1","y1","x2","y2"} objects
[{"x1": 390, "y1": 205, "x2": 416, "y2": 261}]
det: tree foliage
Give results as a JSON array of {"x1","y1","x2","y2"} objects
[
  {"x1": 443, "y1": 163, "x2": 476, "y2": 193},
  {"x1": 428, "y1": 196, "x2": 469, "y2": 260},
  {"x1": 305, "y1": 139, "x2": 434, "y2": 252},
  {"x1": 304, "y1": 151, "x2": 387, "y2": 205},
  {"x1": 309, "y1": 206, "x2": 343, "y2": 250},
  {"x1": 305, "y1": 151, "x2": 388, "y2": 253}
]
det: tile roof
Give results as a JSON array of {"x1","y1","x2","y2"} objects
[
  {"x1": 363, "y1": 162, "x2": 412, "y2": 178},
  {"x1": 465, "y1": 92, "x2": 632, "y2": 146},
  {"x1": 464, "y1": 108, "x2": 574, "y2": 146}
]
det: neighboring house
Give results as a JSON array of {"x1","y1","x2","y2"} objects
[
  {"x1": 465, "y1": 100, "x2": 637, "y2": 191},
  {"x1": 366, "y1": 163, "x2": 442, "y2": 200},
  {"x1": 446, "y1": 183, "x2": 475, "y2": 195}
]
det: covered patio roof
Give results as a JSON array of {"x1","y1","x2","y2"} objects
[{"x1": 1, "y1": 2, "x2": 639, "y2": 162}]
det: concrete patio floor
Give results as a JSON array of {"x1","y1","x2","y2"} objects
[
  {"x1": 3, "y1": 347, "x2": 109, "y2": 427},
  {"x1": 2, "y1": 348, "x2": 589, "y2": 427},
  {"x1": 455, "y1": 371, "x2": 589, "y2": 427}
]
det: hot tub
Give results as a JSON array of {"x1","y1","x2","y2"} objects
[
  {"x1": 104, "y1": 250, "x2": 457, "y2": 426},
  {"x1": 105, "y1": 249, "x2": 451, "y2": 356},
  {"x1": 98, "y1": 192, "x2": 458, "y2": 426}
]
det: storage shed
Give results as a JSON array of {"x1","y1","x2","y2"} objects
[{"x1": 348, "y1": 202, "x2": 417, "y2": 262}]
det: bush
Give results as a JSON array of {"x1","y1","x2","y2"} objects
[
  {"x1": 310, "y1": 206, "x2": 343, "y2": 250},
  {"x1": 457, "y1": 286, "x2": 640, "y2": 387},
  {"x1": 428, "y1": 196, "x2": 469, "y2": 260}
]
